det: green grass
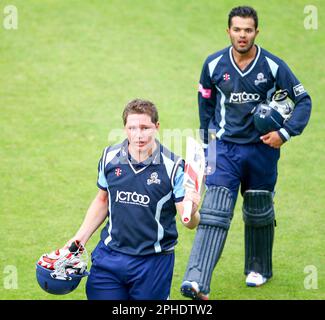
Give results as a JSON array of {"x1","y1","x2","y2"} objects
[{"x1": 0, "y1": 0, "x2": 324, "y2": 300}]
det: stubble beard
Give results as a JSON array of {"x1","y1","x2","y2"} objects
[{"x1": 232, "y1": 38, "x2": 255, "y2": 55}]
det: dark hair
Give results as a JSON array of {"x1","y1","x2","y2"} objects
[
  {"x1": 228, "y1": 6, "x2": 258, "y2": 29},
  {"x1": 122, "y1": 99, "x2": 159, "y2": 125}
]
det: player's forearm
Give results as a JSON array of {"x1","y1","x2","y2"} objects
[
  {"x1": 199, "y1": 106, "x2": 215, "y2": 145},
  {"x1": 73, "y1": 191, "x2": 108, "y2": 245}
]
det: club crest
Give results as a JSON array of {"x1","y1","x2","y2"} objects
[
  {"x1": 147, "y1": 172, "x2": 161, "y2": 185},
  {"x1": 254, "y1": 72, "x2": 267, "y2": 85}
]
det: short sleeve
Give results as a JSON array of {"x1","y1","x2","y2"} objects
[
  {"x1": 173, "y1": 166, "x2": 185, "y2": 203},
  {"x1": 97, "y1": 151, "x2": 108, "y2": 190}
]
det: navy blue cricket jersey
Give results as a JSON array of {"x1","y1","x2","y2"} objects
[
  {"x1": 198, "y1": 45, "x2": 312, "y2": 145},
  {"x1": 96, "y1": 139, "x2": 185, "y2": 256}
]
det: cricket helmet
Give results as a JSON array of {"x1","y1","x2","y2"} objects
[
  {"x1": 254, "y1": 90, "x2": 294, "y2": 134},
  {"x1": 36, "y1": 241, "x2": 89, "y2": 295}
]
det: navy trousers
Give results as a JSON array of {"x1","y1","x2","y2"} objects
[
  {"x1": 86, "y1": 241, "x2": 174, "y2": 300},
  {"x1": 205, "y1": 139, "x2": 280, "y2": 203}
]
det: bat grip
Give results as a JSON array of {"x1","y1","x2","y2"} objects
[{"x1": 182, "y1": 200, "x2": 193, "y2": 223}]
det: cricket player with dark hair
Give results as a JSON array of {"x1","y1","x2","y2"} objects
[
  {"x1": 66, "y1": 99, "x2": 200, "y2": 300},
  {"x1": 180, "y1": 6, "x2": 312, "y2": 299}
]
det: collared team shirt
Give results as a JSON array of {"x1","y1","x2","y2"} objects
[
  {"x1": 96, "y1": 139, "x2": 185, "y2": 256},
  {"x1": 198, "y1": 45, "x2": 312, "y2": 145}
]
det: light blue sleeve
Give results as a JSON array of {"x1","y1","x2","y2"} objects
[
  {"x1": 97, "y1": 155, "x2": 108, "y2": 190},
  {"x1": 173, "y1": 166, "x2": 185, "y2": 202}
]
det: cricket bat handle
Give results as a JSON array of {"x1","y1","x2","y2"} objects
[{"x1": 182, "y1": 200, "x2": 193, "y2": 223}]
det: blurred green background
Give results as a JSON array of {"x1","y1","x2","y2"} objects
[{"x1": 0, "y1": 0, "x2": 324, "y2": 300}]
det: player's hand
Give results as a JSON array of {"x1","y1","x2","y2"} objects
[
  {"x1": 184, "y1": 189, "x2": 201, "y2": 215},
  {"x1": 64, "y1": 239, "x2": 75, "y2": 249},
  {"x1": 260, "y1": 131, "x2": 284, "y2": 149},
  {"x1": 64, "y1": 239, "x2": 85, "y2": 251}
]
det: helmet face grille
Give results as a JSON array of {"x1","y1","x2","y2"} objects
[{"x1": 273, "y1": 90, "x2": 289, "y2": 102}]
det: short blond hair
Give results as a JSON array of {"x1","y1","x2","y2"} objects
[{"x1": 122, "y1": 99, "x2": 159, "y2": 126}]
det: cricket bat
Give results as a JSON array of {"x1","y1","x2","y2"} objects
[{"x1": 182, "y1": 136, "x2": 205, "y2": 223}]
